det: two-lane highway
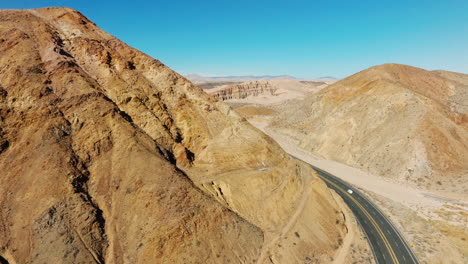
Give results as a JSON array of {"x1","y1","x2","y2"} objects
[{"x1": 293, "y1": 156, "x2": 419, "y2": 264}]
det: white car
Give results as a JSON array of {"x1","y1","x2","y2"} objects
[{"x1": 347, "y1": 189, "x2": 353, "y2": 194}]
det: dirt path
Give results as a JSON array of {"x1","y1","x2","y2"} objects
[{"x1": 329, "y1": 191, "x2": 375, "y2": 264}]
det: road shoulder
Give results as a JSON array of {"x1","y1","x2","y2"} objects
[{"x1": 329, "y1": 190, "x2": 375, "y2": 263}]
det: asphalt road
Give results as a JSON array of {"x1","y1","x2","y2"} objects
[{"x1": 293, "y1": 156, "x2": 419, "y2": 264}]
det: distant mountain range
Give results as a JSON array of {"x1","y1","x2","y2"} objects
[{"x1": 185, "y1": 74, "x2": 338, "y2": 84}]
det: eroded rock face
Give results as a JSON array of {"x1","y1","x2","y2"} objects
[
  {"x1": 205, "y1": 78, "x2": 330, "y2": 105},
  {"x1": 0, "y1": 7, "x2": 346, "y2": 263},
  {"x1": 208, "y1": 81, "x2": 277, "y2": 100},
  {"x1": 270, "y1": 64, "x2": 468, "y2": 194}
]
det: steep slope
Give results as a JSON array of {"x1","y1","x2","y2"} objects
[
  {"x1": 0, "y1": 8, "x2": 347, "y2": 263},
  {"x1": 270, "y1": 63, "x2": 468, "y2": 194}
]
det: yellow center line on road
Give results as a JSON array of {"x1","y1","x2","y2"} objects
[{"x1": 318, "y1": 174, "x2": 400, "y2": 264}]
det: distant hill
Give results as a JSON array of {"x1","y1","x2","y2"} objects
[
  {"x1": 269, "y1": 63, "x2": 468, "y2": 194},
  {"x1": 185, "y1": 74, "x2": 337, "y2": 84},
  {"x1": 186, "y1": 74, "x2": 297, "y2": 84},
  {"x1": 317, "y1": 76, "x2": 339, "y2": 80}
]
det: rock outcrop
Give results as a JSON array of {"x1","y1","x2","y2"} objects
[
  {"x1": 0, "y1": 8, "x2": 347, "y2": 263},
  {"x1": 270, "y1": 63, "x2": 468, "y2": 194},
  {"x1": 206, "y1": 79, "x2": 329, "y2": 104},
  {"x1": 208, "y1": 80, "x2": 277, "y2": 100}
]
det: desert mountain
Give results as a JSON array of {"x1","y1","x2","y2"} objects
[
  {"x1": 0, "y1": 8, "x2": 348, "y2": 263},
  {"x1": 269, "y1": 63, "x2": 468, "y2": 194},
  {"x1": 205, "y1": 79, "x2": 331, "y2": 105}
]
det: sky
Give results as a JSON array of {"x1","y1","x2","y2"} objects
[{"x1": 2, "y1": 0, "x2": 467, "y2": 78}]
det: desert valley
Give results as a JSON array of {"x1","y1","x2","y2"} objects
[
  {"x1": 0, "y1": 4, "x2": 467, "y2": 264},
  {"x1": 194, "y1": 64, "x2": 468, "y2": 263}
]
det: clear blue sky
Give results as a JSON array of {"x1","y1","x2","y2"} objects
[{"x1": 2, "y1": 0, "x2": 468, "y2": 78}]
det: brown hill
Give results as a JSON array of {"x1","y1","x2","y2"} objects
[
  {"x1": 0, "y1": 8, "x2": 347, "y2": 263},
  {"x1": 270, "y1": 63, "x2": 468, "y2": 194}
]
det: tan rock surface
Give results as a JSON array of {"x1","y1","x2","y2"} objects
[
  {"x1": 269, "y1": 63, "x2": 468, "y2": 195},
  {"x1": 0, "y1": 8, "x2": 348, "y2": 263}
]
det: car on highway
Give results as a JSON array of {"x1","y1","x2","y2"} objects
[{"x1": 347, "y1": 189, "x2": 353, "y2": 194}]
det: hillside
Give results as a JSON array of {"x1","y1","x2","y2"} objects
[
  {"x1": 269, "y1": 63, "x2": 468, "y2": 194},
  {"x1": 0, "y1": 8, "x2": 351, "y2": 263}
]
